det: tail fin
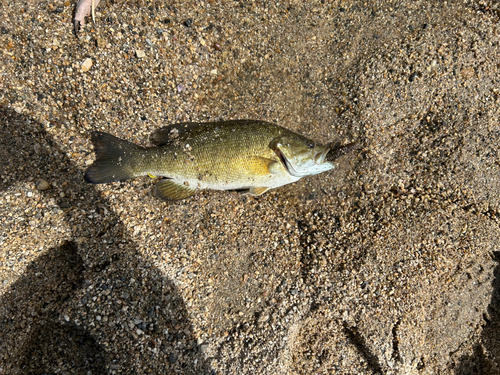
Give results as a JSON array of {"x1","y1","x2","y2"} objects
[{"x1": 84, "y1": 131, "x2": 143, "y2": 184}]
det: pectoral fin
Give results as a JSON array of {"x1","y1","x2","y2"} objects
[
  {"x1": 155, "y1": 179, "x2": 196, "y2": 201},
  {"x1": 246, "y1": 156, "x2": 278, "y2": 176}
]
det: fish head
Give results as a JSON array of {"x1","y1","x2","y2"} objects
[{"x1": 272, "y1": 135, "x2": 334, "y2": 178}]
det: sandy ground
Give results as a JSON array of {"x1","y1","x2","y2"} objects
[{"x1": 1, "y1": 0, "x2": 500, "y2": 374}]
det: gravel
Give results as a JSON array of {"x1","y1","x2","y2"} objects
[{"x1": 1, "y1": 0, "x2": 500, "y2": 374}]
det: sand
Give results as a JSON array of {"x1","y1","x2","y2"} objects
[{"x1": 1, "y1": 0, "x2": 500, "y2": 373}]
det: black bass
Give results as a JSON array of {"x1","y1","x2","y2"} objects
[{"x1": 84, "y1": 120, "x2": 357, "y2": 201}]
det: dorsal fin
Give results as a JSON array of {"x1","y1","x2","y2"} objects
[
  {"x1": 150, "y1": 122, "x2": 201, "y2": 146},
  {"x1": 150, "y1": 120, "x2": 269, "y2": 146}
]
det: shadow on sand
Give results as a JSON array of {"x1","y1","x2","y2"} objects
[
  {"x1": 454, "y1": 251, "x2": 500, "y2": 374},
  {"x1": 0, "y1": 106, "x2": 212, "y2": 374}
]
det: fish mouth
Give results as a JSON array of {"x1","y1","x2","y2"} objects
[
  {"x1": 275, "y1": 147, "x2": 291, "y2": 173},
  {"x1": 274, "y1": 147, "x2": 302, "y2": 177},
  {"x1": 314, "y1": 147, "x2": 330, "y2": 165}
]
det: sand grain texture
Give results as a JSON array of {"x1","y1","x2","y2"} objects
[{"x1": 1, "y1": 0, "x2": 500, "y2": 374}]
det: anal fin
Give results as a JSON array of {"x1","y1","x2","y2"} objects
[{"x1": 155, "y1": 179, "x2": 196, "y2": 201}]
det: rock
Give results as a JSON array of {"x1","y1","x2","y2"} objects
[
  {"x1": 36, "y1": 179, "x2": 50, "y2": 191},
  {"x1": 96, "y1": 37, "x2": 106, "y2": 48},
  {"x1": 81, "y1": 58, "x2": 92, "y2": 72},
  {"x1": 136, "y1": 50, "x2": 146, "y2": 58}
]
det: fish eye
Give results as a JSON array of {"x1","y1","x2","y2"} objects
[{"x1": 307, "y1": 141, "x2": 315, "y2": 149}]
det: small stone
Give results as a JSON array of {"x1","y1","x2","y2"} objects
[
  {"x1": 96, "y1": 37, "x2": 106, "y2": 48},
  {"x1": 461, "y1": 67, "x2": 474, "y2": 80},
  {"x1": 258, "y1": 314, "x2": 269, "y2": 323},
  {"x1": 183, "y1": 19, "x2": 193, "y2": 27},
  {"x1": 13, "y1": 105, "x2": 24, "y2": 114},
  {"x1": 81, "y1": 58, "x2": 93, "y2": 72},
  {"x1": 136, "y1": 50, "x2": 146, "y2": 58},
  {"x1": 200, "y1": 343, "x2": 209, "y2": 353},
  {"x1": 36, "y1": 179, "x2": 50, "y2": 191}
]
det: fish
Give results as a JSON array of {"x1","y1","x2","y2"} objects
[{"x1": 84, "y1": 120, "x2": 357, "y2": 201}]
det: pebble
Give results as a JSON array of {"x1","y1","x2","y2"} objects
[
  {"x1": 36, "y1": 179, "x2": 50, "y2": 191},
  {"x1": 96, "y1": 37, "x2": 106, "y2": 48},
  {"x1": 258, "y1": 314, "x2": 269, "y2": 323},
  {"x1": 81, "y1": 58, "x2": 93, "y2": 72},
  {"x1": 136, "y1": 50, "x2": 146, "y2": 58}
]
